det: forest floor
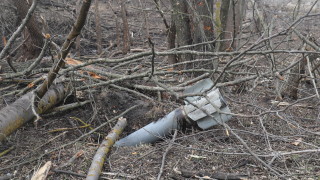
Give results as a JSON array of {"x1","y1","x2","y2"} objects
[{"x1": 1, "y1": 0, "x2": 320, "y2": 179}]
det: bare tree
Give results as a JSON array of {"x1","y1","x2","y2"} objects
[
  {"x1": 218, "y1": 0, "x2": 246, "y2": 51},
  {"x1": 168, "y1": 0, "x2": 247, "y2": 68},
  {"x1": 120, "y1": 0, "x2": 130, "y2": 55},
  {"x1": 170, "y1": 0, "x2": 193, "y2": 67},
  {"x1": 190, "y1": 0, "x2": 215, "y2": 51},
  {"x1": 94, "y1": 0, "x2": 102, "y2": 55}
]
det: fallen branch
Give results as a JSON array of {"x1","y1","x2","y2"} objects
[
  {"x1": 0, "y1": 146, "x2": 14, "y2": 158},
  {"x1": 86, "y1": 117, "x2": 127, "y2": 180},
  {"x1": 58, "y1": 150, "x2": 85, "y2": 169},
  {"x1": 44, "y1": 100, "x2": 92, "y2": 116}
]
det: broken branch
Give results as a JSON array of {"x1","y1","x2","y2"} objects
[
  {"x1": 36, "y1": 0, "x2": 92, "y2": 99},
  {"x1": 86, "y1": 117, "x2": 127, "y2": 180}
]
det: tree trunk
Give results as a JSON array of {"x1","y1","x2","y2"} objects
[
  {"x1": 281, "y1": 58, "x2": 306, "y2": 99},
  {"x1": 167, "y1": 19, "x2": 177, "y2": 64},
  {"x1": 171, "y1": 0, "x2": 193, "y2": 68},
  {"x1": 75, "y1": 0, "x2": 82, "y2": 57},
  {"x1": 192, "y1": 0, "x2": 215, "y2": 50},
  {"x1": 250, "y1": 0, "x2": 268, "y2": 33},
  {"x1": 12, "y1": 0, "x2": 43, "y2": 60},
  {"x1": 219, "y1": 0, "x2": 245, "y2": 51},
  {"x1": 120, "y1": 0, "x2": 130, "y2": 55},
  {"x1": 94, "y1": 0, "x2": 102, "y2": 55}
]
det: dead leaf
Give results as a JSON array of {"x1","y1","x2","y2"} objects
[
  {"x1": 226, "y1": 47, "x2": 233, "y2": 52},
  {"x1": 2, "y1": 36, "x2": 7, "y2": 46},
  {"x1": 291, "y1": 138, "x2": 303, "y2": 146},
  {"x1": 75, "y1": 150, "x2": 84, "y2": 157},
  {"x1": 204, "y1": 25, "x2": 212, "y2": 31},
  {"x1": 275, "y1": 72, "x2": 284, "y2": 80},
  {"x1": 65, "y1": 57, "x2": 84, "y2": 66},
  {"x1": 88, "y1": 71, "x2": 102, "y2": 79},
  {"x1": 197, "y1": 1, "x2": 204, "y2": 6},
  {"x1": 65, "y1": 58, "x2": 102, "y2": 79},
  {"x1": 75, "y1": 91, "x2": 84, "y2": 98},
  {"x1": 28, "y1": 82, "x2": 35, "y2": 88},
  {"x1": 44, "y1": 34, "x2": 51, "y2": 39},
  {"x1": 166, "y1": 68, "x2": 174, "y2": 72}
]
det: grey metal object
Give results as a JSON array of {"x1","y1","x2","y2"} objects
[
  {"x1": 115, "y1": 109, "x2": 183, "y2": 146},
  {"x1": 183, "y1": 78, "x2": 232, "y2": 130},
  {"x1": 115, "y1": 78, "x2": 232, "y2": 146}
]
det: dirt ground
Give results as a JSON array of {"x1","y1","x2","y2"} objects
[{"x1": 1, "y1": 0, "x2": 320, "y2": 179}]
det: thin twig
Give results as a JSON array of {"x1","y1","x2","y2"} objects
[
  {"x1": 157, "y1": 129, "x2": 178, "y2": 180},
  {"x1": 306, "y1": 56, "x2": 319, "y2": 98},
  {"x1": 152, "y1": 0, "x2": 169, "y2": 29},
  {"x1": 148, "y1": 37, "x2": 155, "y2": 79}
]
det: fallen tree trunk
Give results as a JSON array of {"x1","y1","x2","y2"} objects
[
  {"x1": 0, "y1": 84, "x2": 69, "y2": 142},
  {"x1": 0, "y1": 0, "x2": 92, "y2": 142}
]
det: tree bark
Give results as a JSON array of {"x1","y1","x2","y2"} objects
[
  {"x1": 12, "y1": 0, "x2": 43, "y2": 60},
  {"x1": 192, "y1": 0, "x2": 215, "y2": 50},
  {"x1": 75, "y1": 0, "x2": 82, "y2": 57},
  {"x1": 94, "y1": 0, "x2": 102, "y2": 55},
  {"x1": 120, "y1": 0, "x2": 130, "y2": 55},
  {"x1": 167, "y1": 19, "x2": 177, "y2": 64},
  {"x1": 219, "y1": 0, "x2": 245, "y2": 51},
  {"x1": 219, "y1": 0, "x2": 231, "y2": 51},
  {"x1": 189, "y1": 0, "x2": 215, "y2": 69}
]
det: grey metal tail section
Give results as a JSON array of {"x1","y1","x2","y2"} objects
[{"x1": 115, "y1": 108, "x2": 183, "y2": 146}]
